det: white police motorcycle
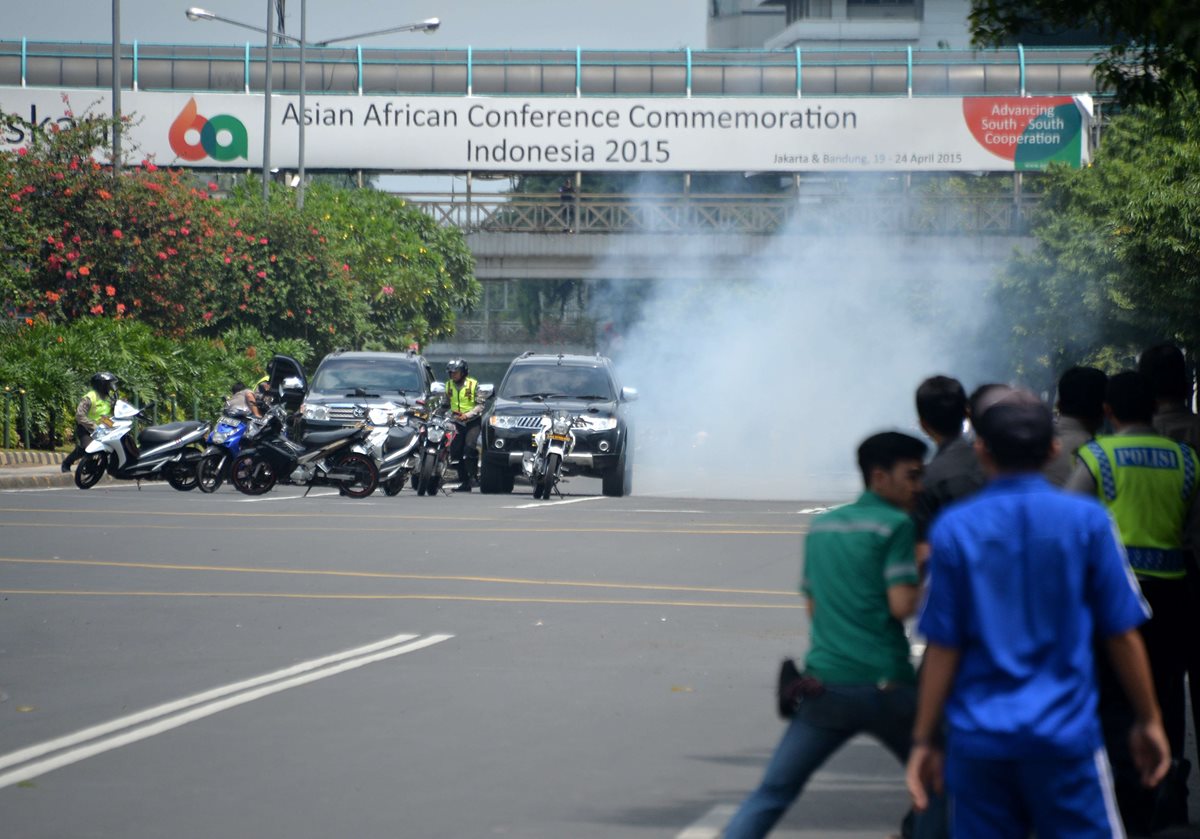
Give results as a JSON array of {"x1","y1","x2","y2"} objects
[{"x1": 74, "y1": 399, "x2": 209, "y2": 490}]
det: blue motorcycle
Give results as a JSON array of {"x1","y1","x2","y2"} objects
[{"x1": 196, "y1": 406, "x2": 256, "y2": 493}]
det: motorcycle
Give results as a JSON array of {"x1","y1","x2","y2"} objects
[
  {"x1": 195, "y1": 406, "x2": 259, "y2": 493},
  {"x1": 523, "y1": 408, "x2": 584, "y2": 500},
  {"x1": 74, "y1": 399, "x2": 209, "y2": 491},
  {"x1": 354, "y1": 402, "x2": 421, "y2": 496},
  {"x1": 228, "y1": 404, "x2": 378, "y2": 498},
  {"x1": 412, "y1": 408, "x2": 457, "y2": 497}
]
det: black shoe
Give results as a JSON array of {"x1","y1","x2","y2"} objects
[
  {"x1": 61, "y1": 462, "x2": 71, "y2": 473},
  {"x1": 451, "y1": 482, "x2": 471, "y2": 492}
]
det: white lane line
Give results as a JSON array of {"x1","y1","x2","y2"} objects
[
  {"x1": 507, "y1": 495, "x2": 609, "y2": 509},
  {"x1": 0, "y1": 633, "x2": 452, "y2": 789},
  {"x1": 235, "y1": 490, "x2": 341, "y2": 502},
  {"x1": 0, "y1": 631, "x2": 431, "y2": 777},
  {"x1": 677, "y1": 804, "x2": 737, "y2": 839},
  {"x1": 629, "y1": 509, "x2": 705, "y2": 514}
]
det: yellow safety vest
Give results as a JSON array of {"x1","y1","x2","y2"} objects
[
  {"x1": 85, "y1": 390, "x2": 111, "y2": 423},
  {"x1": 447, "y1": 377, "x2": 478, "y2": 415},
  {"x1": 1077, "y1": 434, "x2": 1198, "y2": 579}
]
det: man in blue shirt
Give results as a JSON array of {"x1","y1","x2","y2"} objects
[{"x1": 905, "y1": 387, "x2": 1170, "y2": 838}]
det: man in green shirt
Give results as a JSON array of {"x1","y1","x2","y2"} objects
[{"x1": 724, "y1": 431, "x2": 927, "y2": 838}]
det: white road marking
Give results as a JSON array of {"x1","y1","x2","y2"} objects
[
  {"x1": 629, "y1": 509, "x2": 705, "y2": 514},
  {"x1": 796, "y1": 506, "x2": 833, "y2": 514},
  {"x1": 0, "y1": 632, "x2": 451, "y2": 789},
  {"x1": 234, "y1": 490, "x2": 341, "y2": 502},
  {"x1": 677, "y1": 804, "x2": 737, "y2": 839},
  {"x1": 507, "y1": 495, "x2": 609, "y2": 509}
]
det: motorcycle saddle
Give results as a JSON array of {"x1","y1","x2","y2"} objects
[
  {"x1": 302, "y1": 426, "x2": 362, "y2": 447},
  {"x1": 384, "y1": 427, "x2": 416, "y2": 452},
  {"x1": 138, "y1": 421, "x2": 206, "y2": 446}
]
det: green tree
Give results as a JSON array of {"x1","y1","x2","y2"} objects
[
  {"x1": 970, "y1": 0, "x2": 1200, "y2": 105},
  {"x1": 987, "y1": 91, "x2": 1200, "y2": 389},
  {"x1": 301, "y1": 185, "x2": 480, "y2": 350}
]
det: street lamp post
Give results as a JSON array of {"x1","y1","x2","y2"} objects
[{"x1": 186, "y1": 6, "x2": 439, "y2": 210}]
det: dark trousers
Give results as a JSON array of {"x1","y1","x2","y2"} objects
[
  {"x1": 1098, "y1": 576, "x2": 1192, "y2": 831},
  {"x1": 61, "y1": 423, "x2": 92, "y2": 469},
  {"x1": 450, "y1": 419, "x2": 481, "y2": 484}
]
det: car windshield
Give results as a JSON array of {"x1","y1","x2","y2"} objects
[
  {"x1": 499, "y1": 364, "x2": 615, "y2": 401},
  {"x1": 310, "y1": 360, "x2": 424, "y2": 395}
]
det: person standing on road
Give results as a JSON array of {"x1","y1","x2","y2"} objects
[
  {"x1": 1066, "y1": 370, "x2": 1200, "y2": 829},
  {"x1": 1139, "y1": 342, "x2": 1200, "y2": 809},
  {"x1": 906, "y1": 386, "x2": 1170, "y2": 838},
  {"x1": 61, "y1": 372, "x2": 117, "y2": 473},
  {"x1": 1043, "y1": 366, "x2": 1108, "y2": 487},
  {"x1": 723, "y1": 432, "x2": 929, "y2": 838},
  {"x1": 444, "y1": 359, "x2": 485, "y2": 492},
  {"x1": 912, "y1": 375, "x2": 985, "y2": 566}
]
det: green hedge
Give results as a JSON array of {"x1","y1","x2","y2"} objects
[{"x1": 0, "y1": 318, "x2": 314, "y2": 449}]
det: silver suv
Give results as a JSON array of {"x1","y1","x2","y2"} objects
[{"x1": 299, "y1": 350, "x2": 436, "y2": 431}]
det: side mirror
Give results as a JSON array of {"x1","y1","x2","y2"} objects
[
  {"x1": 621, "y1": 386, "x2": 638, "y2": 402},
  {"x1": 430, "y1": 382, "x2": 447, "y2": 395},
  {"x1": 278, "y1": 376, "x2": 306, "y2": 411},
  {"x1": 478, "y1": 383, "x2": 495, "y2": 400}
]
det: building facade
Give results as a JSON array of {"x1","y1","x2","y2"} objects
[{"x1": 707, "y1": 0, "x2": 972, "y2": 50}]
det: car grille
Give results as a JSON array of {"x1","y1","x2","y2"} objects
[
  {"x1": 326, "y1": 405, "x2": 367, "y2": 424},
  {"x1": 513, "y1": 416, "x2": 543, "y2": 429}
]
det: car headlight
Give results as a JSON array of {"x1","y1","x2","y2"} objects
[
  {"x1": 582, "y1": 416, "x2": 618, "y2": 431},
  {"x1": 302, "y1": 403, "x2": 329, "y2": 421},
  {"x1": 489, "y1": 415, "x2": 518, "y2": 429}
]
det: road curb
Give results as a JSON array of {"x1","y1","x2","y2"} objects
[
  {"x1": 0, "y1": 450, "x2": 66, "y2": 467},
  {"x1": 0, "y1": 470, "x2": 79, "y2": 490}
]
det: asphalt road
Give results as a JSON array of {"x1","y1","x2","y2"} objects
[{"x1": 0, "y1": 476, "x2": 921, "y2": 838}]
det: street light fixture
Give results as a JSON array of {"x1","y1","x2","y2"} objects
[{"x1": 186, "y1": 6, "x2": 440, "y2": 210}]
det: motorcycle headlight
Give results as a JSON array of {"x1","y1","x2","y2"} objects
[
  {"x1": 552, "y1": 418, "x2": 572, "y2": 435},
  {"x1": 211, "y1": 430, "x2": 230, "y2": 444},
  {"x1": 489, "y1": 415, "x2": 518, "y2": 429},
  {"x1": 428, "y1": 427, "x2": 445, "y2": 443},
  {"x1": 302, "y1": 403, "x2": 329, "y2": 421}
]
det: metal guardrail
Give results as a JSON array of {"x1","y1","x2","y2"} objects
[
  {"x1": 0, "y1": 40, "x2": 1106, "y2": 97},
  {"x1": 402, "y1": 192, "x2": 1036, "y2": 235}
]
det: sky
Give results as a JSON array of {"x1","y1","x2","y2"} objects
[{"x1": 8, "y1": 1, "x2": 708, "y2": 51}]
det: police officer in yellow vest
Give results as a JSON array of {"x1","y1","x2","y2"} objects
[
  {"x1": 1068, "y1": 371, "x2": 1200, "y2": 828},
  {"x1": 61, "y1": 371, "x2": 118, "y2": 473},
  {"x1": 443, "y1": 359, "x2": 485, "y2": 492}
]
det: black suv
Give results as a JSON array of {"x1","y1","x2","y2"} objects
[
  {"x1": 480, "y1": 352, "x2": 636, "y2": 497},
  {"x1": 299, "y1": 350, "x2": 436, "y2": 431}
]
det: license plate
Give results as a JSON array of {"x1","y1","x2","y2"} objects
[{"x1": 550, "y1": 434, "x2": 570, "y2": 442}]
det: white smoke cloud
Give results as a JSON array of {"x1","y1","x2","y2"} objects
[{"x1": 594, "y1": 190, "x2": 1006, "y2": 501}]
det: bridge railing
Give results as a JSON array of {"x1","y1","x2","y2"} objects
[{"x1": 401, "y1": 192, "x2": 1036, "y2": 235}]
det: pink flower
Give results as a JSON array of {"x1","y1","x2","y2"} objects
[
  {"x1": 90, "y1": 304, "x2": 104, "y2": 315},
  {"x1": 202, "y1": 311, "x2": 214, "y2": 321},
  {"x1": 256, "y1": 271, "x2": 266, "y2": 279},
  {"x1": 381, "y1": 286, "x2": 394, "y2": 296},
  {"x1": 259, "y1": 238, "x2": 268, "y2": 245},
  {"x1": 224, "y1": 257, "x2": 232, "y2": 264},
  {"x1": 116, "y1": 303, "x2": 126, "y2": 314},
  {"x1": 105, "y1": 285, "x2": 116, "y2": 297},
  {"x1": 342, "y1": 264, "x2": 350, "y2": 272},
  {"x1": 112, "y1": 229, "x2": 123, "y2": 239},
  {"x1": 16, "y1": 147, "x2": 26, "y2": 156},
  {"x1": 207, "y1": 182, "x2": 218, "y2": 191},
  {"x1": 79, "y1": 266, "x2": 91, "y2": 277}
]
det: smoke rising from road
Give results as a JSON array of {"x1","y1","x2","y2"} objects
[{"x1": 595, "y1": 193, "x2": 1009, "y2": 501}]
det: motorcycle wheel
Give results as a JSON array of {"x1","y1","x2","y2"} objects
[
  {"x1": 230, "y1": 453, "x2": 277, "y2": 496},
  {"x1": 416, "y1": 450, "x2": 437, "y2": 497},
  {"x1": 383, "y1": 475, "x2": 405, "y2": 496},
  {"x1": 539, "y1": 453, "x2": 560, "y2": 500},
  {"x1": 334, "y1": 452, "x2": 378, "y2": 499},
  {"x1": 167, "y1": 461, "x2": 199, "y2": 491},
  {"x1": 197, "y1": 453, "x2": 227, "y2": 494},
  {"x1": 75, "y1": 453, "x2": 106, "y2": 490}
]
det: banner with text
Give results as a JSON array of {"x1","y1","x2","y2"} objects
[{"x1": 0, "y1": 88, "x2": 1092, "y2": 172}]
